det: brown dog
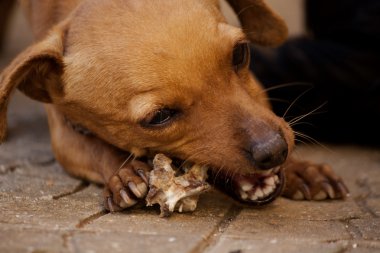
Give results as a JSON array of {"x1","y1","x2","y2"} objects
[{"x1": 0, "y1": 0, "x2": 348, "y2": 212}]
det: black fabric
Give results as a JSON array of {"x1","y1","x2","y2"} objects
[
  {"x1": 306, "y1": 0, "x2": 380, "y2": 50},
  {"x1": 250, "y1": 0, "x2": 380, "y2": 145}
]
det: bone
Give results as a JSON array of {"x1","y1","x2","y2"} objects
[{"x1": 145, "y1": 154, "x2": 210, "y2": 217}]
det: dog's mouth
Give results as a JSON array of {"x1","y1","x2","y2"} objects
[
  {"x1": 231, "y1": 166, "x2": 285, "y2": 205},
  {"x1": 207, "y1": 165, "x2": 285, "y2": 206}
]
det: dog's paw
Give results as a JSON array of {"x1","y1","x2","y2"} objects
[
  {"x1": 282, "y1": 160, "x2": 349, "y2": 200},
  {"x1": 104, "y1": 160, "x2": 151, "y2": 212}
]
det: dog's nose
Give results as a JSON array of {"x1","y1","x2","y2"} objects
[{"x1": 250, "y1": 134, "x2": 288, "y2": 170}]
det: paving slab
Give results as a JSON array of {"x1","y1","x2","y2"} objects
[
  {"x1": 239, "y1": 197, "x2": 368, "y2": 221},
  {"x1": 219, "y1": 215, "x2": 351, "y2": 241},
  {"x1": 0, "y1": 225, "x2": 69, "y2": 253},
  {"x1": 350, "y1": 219, "x2": 380, "y2": 241},
  {"x1": 205, "y1": 238, "x2": 352, "y2": 253}
]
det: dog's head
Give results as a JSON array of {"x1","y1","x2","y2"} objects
[{"x1": 0, "y1": 0, "x2": 292, "y2": 204}]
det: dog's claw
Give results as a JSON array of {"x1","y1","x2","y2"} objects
[
  {"x1": 322, "y1": 182, "x2": 335, "y2": 199},
  {"x1": 120, "y1": 189, "x2": 137, "y2": 207},
  {"x1": 120, "y1": 189, "x2": 130, "y2": 203},
  {"x1": 107, "y1": 197, "x2": 115, "y2": 212},
  {"x1": 128, "y1": 182, "x2": 142, "y2": 198},
  {"x1": 300, "y1": 183, "x2": 312, "y2": 200},
  {"x1": 136, "y1": 169, "x2": 149, "y2": 185},
  {"x1": 337, "y1": 181, "x2": 350, "y2": 199}
]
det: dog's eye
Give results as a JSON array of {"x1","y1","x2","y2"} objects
[
  {"x1": 146, "y1": 108, "x2": 178, "y2": 126},
  {"x1": 232, "y1": 42, "x2": 250, "y2": 72}
]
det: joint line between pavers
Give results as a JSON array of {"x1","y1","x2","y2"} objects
[
  {"x1": 189, "y1": 204, "x2": 243, "y2": 253},
  {"x1": 76, "y1": 210, "x2": 108, "y2": 229},
  {"x1": 53, "y1": 181, "x2": 90, "y2": 200},
  {"x1": 354, "y1": 198, "x2": 379, "y2": 218},
  {"x1": 339, "y1": 218, "x2": 363, "y2": 241},
  {"x1": 354, "y1": 178, "x2": 379, "y2": 218}
]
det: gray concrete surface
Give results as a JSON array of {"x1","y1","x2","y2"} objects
[{"x1": 1, "y1": 2, "x2": 380, "y2": 253}]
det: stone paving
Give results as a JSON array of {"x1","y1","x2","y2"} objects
[{"x1": 1, "y1": 3, "x2": 380, "y2": 253}]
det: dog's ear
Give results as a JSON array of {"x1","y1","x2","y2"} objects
[
  {"x1": 226, "y1": 0, "x2": 288, "y2": 46},
  {"x1": 0, "y1": 24, "x2": 67, "y2": 142}
]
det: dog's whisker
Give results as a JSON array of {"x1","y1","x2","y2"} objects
[
  {"x1": 178, "y1": 147, "x2": 208, "y2": 167},
  {"x1": 236, "y1": 4, "x2": 256, "y2": 17},
  {"x1": 212, "y1": 165, "x2": 224, "y2": 186},
  {"x1": 261, "y1": 82, "x2": 313, "y2": 94},
  {"x1": 288, "y1": 102, "x2": 328, "y2": 125},
  {"x1": 212, "y1": 159, "x2": 227, "y2": 186},
  {"x1": 294, "y1": 131, "x2": 332, "y2": 152},
  {"x1": 294, "y1": 131, "x2": 320, "y2": 146},
  {"x1": 286, "y1": 107, "x2": 328, "y2": 122},
  {"x1": 116, "y1": 152, "x2": 134, "y2": 171},
  {"x1": 282, "y1": 87, "x2": 314, "y2": 119},
  {"x1": 294, "y1": 138, "x2": 310, "y2": 147},
  {"x1": 264, "y1": 97, "x2": 290, "y2": 104},
  {"x1": 224, "y1": 167, "x2": 235, "y2": 190},
  {"x1": 289, "y1": 121, "x2": 316, "y2": 128}
]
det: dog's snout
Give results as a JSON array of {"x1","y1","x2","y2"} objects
[{"x1": 250, "y1": 134, "x2": 288, "y2": 170}]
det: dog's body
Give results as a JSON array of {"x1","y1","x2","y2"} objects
[{"x1": 0, "y1": 0, "x2": 348, "y2": 211}]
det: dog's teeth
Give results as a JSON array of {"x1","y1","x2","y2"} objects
[
  {"x1": 265, "y1": 177, "x2": 275, "y2": 186},
  {"x1": 250, "y1": 194, "x2": 258, "y2": 201},
  {"x1": 254, "y1": 188, "x2": 264, "y2": 198},
  {"x1": 262, "y1": 185, "x2": 274, "y2": 196},
  {"x1": 241, "y1": 182, "x2": 253, "y2": 192},
  {"x1": 240, "y1": 191, "x2": 248, "y2": 200},
  {"x1": 274, "y1": 175, "x2": 279, "y2": 184}
]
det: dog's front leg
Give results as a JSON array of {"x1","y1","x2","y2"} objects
[
  {"x1": 282, "y1": 158, "x2": 349, "y2": 200},
  {"x1": 45, "y1": 105, "x2": 152, "y2": 212}
]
